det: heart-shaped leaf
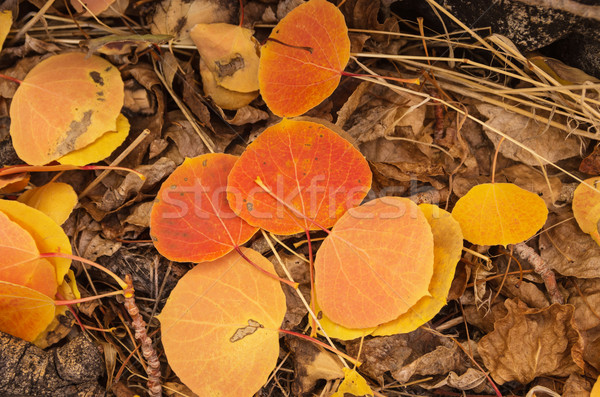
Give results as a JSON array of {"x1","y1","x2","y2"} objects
[
  {"x1": 150, "y1": 154, "x2": 258, "y2": 262},
  {"x1": 158, "y1": 248, "x2": 286, "y2": 396},
  {"x1": 227, "y1": 119, "x2": 371, "y2": 235},
  {"x1": 259, "y1": 0, "x2": 350, "y2": 117}
]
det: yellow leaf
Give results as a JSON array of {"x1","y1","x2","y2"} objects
[
  {"x1": 452, "y1": 183, "x2": 548, "y2": 246},
  {"x1": 0, "y1": 199, "x2": 72, "y2": 285},
  {"x1": 572, "y1": 177, "x2": 600, "y2": 246},
  {"x1": 592, "y1": 375, "x2": 600, "y2": 397},
  {"x1": 0, "y1": 10, "x2": 11, "y2": 52},
  {"x1": 58, "y1": 113, "x2": 130, "y2": 166},
  {"x1": 199, "y1": 59, "x2": 258, "y2": 110},
  {"x1": 372, "y1": 204, "x2": 463, "y2": 336},
  {"x1": 18, "y1": 182, "x2": 78, "y2": 225},
  {"x1": 331, "y1": 368, "x2": 374, "y2": 397}
]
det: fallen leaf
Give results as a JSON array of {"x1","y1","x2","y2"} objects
[
  {"x1": 199, "y1": 59, "x2": 258, "y2": 110},
  {"x1": 478, "y1": 299, "x2": 584, "y2": 384},
  {"x1": 452, "y1": 183, "x2": 548, "y2": 246},
  {"x1": 572, "y1": 176, "x2": 600, "y2": 245},
  {"x1": 151, "y1": 154, "x2": 258, "y2": 262},
  {"x1": 392, "y1": 342, "x2": 465, "y2": 384},
  {"x1": 476, "y1": 103, "x2": 580, "y2": 166},
  {"x1": 592, "y1": 376, "x2": 600, "y2": 397},
  {"x1": 0, "y1": 200, "x2": 71, "y2": 286},
  {"x1": 70, "y1": 0, "x2": 119, "y2": 15},
  {"x1": 0, "y1": 281, "x2": 55, "y2": 342},
  {"x1": 566, "y1": 279, "x2": 600, "y2": 332},
  {"x1": 315, "y1": 197, "x2": 434, "y2": 329},
  {"x1": 259, "y1": 0, "x2": 350, "y2": 117},
  {"x1": 331, "y1": 367, "x2": 374, "y2": 397},
  {"x1": 580, "y1": 144, "x2": 600, "y2": 175},
  {"x1": 158, "y1": 248, "x2": 286, "y2": 396},
  {"x1": 10, "y1": 52, "x2": 124, "y2": 165},
  {"x1": 227, "y1": 119, "x2": 371, "y2": 235},
  {"x1": 0, "y1": 10, "x2": 11, "y2": 52},
  {"x1": 500, "y1": 164, "x2": 562, "y2": 207},
  {"x1": 425, "y1": 368, "x2": 487, "y2": 391},
  {"x1": 57, "y1": 113, "x2": 130, "y2": 166},
  {"x1": 372, "y1": 204, "x2": 463, "y2": 336},
  {"x1": 18, "y1": 182, "x2": 78, "y2": 225},
  {"x1": 0, "y1": 172, "x2": 29, "y2": 194},
  {"x1": 0, "y1": 210, "x2": 57, "y2": 298},
  {"x1": 563, "y1": 374, "x2": 593, "y2": 397}
]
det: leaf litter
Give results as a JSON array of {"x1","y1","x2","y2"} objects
[{"x1": 0, "y1": 0, "x2": 600, "y2": 396}]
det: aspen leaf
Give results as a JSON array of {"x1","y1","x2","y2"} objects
[
  {"x1": 572, "y1": 177, "x2": 600, "y2": 245},
  {"x1": 10, "y1": 52, "x2": 124, "y2": 165},
  {"x1": 0, "y1": 200, "x2": 71, "y2": 285},
  {"x1": 259, "y1": 0, "x2": 350, "y2": 117},
  {"x1": 0, "y1": 172, "x2": 29, "y2": 194},
  {"x1": 331, "y1": 368, "x2": 374, "y2": 397},
  {"x1": 0, "y1": 211, "x2": 58, "y2": 298},
  {"x1": 372, "y1": 204, "x2": 463, "y2": 336},
  {"x1": 0, "y1": 10, "x2": 11, "y2": 52},
  {"x1": 227, "y1": 119, "x2": 371, "y2": 235},
  {"x1": 151, "y1": 154, "x2": 258, "y2": 262},
  {"x1": 0, "y1": 281, "x2": 55, "y2": 342},
  {"x1": 313, "y1": 298, "x2": 376, "y2": 340},
  {"x1": 451, "y1": 183, "x2": 548, "y2": 246},
  {"x1": 57, "y1": 113, "x2": 130, "y2": 166},
  {"x1": 315, "y1": 197, "x2": 434, "y2": 329},
  {"x1": 592, "y1": 376, "x2": 600, "y2": 397},
  {"x1": 70, "y1": 0, "x2": 119, "y2": 15},
  {"x1": 199, "y1": 59, "x2": 258, "y2": 110},
  {"x1": 158, "y1": 248, "x2": 286, "y2": 397},
  {"x1": 18, "y1": 182, "x2": 78, "y2": 225}
]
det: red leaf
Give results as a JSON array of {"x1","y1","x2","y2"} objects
[
  {"x1": 150, "y1": 154, "x2": 258, "y2": 262},
  {"x1": 259, "y1": 0, "x2": 350, "y2": 117},
  {"x1": 227, "y1": 119, "x2": 371, "y2": 235}
]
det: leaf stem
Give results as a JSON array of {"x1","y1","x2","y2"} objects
[
  {"x1": 491, "y1": 136, "x2": 505, "y2": 184},
  {"x1": 278, "y1": 328, "x2": 360, "y2": 366},
  {"x1": 0, "y1": 164, "x2": 145, "y2": 181},
  {"x1": 0, "y1": 73, "x2": 22, "y2": 85},
  {"x1": 54, "y1": 289, "x2": 124, "y2": 305},
  {"x1": 234, "y1": 245, "x2": 299, "y2": 289},
  {"x1": 305, "y1": 229, "x2": 318, "y2": 337}
]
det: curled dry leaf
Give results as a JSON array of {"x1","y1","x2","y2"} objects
[
  {"x1": 315, "y1": 197, "x2": 434, "y2": 329},
  {"x1": 10, "y1": 52, "x2": 124, "y2": 165},
  {"x1": 572, "y1": 176, "x2": 600, "y2": 245},
  {"x1": 478, "y1": 299, "x2": 584, "y2": 385},
  {"x1": 158, "y1": 248, "x2": 286, "y2": 397},
  {"x1": 151, "y1": 153, "x2": 258, "y2": 262},
  {"x1": 259, "y1": 0, "x2": 350, "y2": 117},
  {"x1": 452, "y1": 183, "x2": 548, "y2": 246},
  {"x1": 18, "y1": 182, "x2": 78, "y2": 225},
  {"x1": 227, "y1": 119, "x2": 371, "y2": 235}
]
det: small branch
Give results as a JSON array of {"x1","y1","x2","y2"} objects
[
  {"x1": 123, "y1": 276, "x2": 162, "y2": 397},
  {"x1": 514, "y1": 242, "x2": 564, "y2": 304}
]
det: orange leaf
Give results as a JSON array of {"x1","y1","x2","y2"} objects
[
  {"x1": 572, "y1": 177, "x2": 600, "y2": 245},
  {"x1": 315, "y1": 197, "x2": 434, "y2": 329},
  {"x1": 0, "y1": 281, "x2": 55, "y2": 342},
  {"x1": 158, "y1": 248, "x2": 286, "y2": 396},
  {"x1": 10, "y1": 52, "x2": 124, "y2": 165},
  {"x1": 0, "y1": 199, "x2": 72, "y2": 285},
  {"x1": 0, "y1": 210, "x2": 57, "y2": 298},
  {"x1": 258, "y1": 0, "x2": 350, "y2": 117},
  {"x1": 150, "y1": 154, "x2": 258, "y2": 262},
  {"x1": 227, "y1": 119, "x2": 371, "y2": 235},
  {"x1": 0, "y1": 172, "x2": 29, "y2": 193},
  {"x1": 451, "y1": 183, "x2": 548, "y2": 246}
]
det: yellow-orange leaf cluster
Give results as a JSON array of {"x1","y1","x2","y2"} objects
[{"x1": 10, "y1": 52, "x2": 126, "y2": 165}]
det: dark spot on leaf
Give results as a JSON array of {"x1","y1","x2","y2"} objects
[
  {"x1": 229, "y1": 319, "x2": 263, "y2": 342},
  {"x1": 104, "y1": 66, "x2": 112, "y2": 72},
  {"x1": 202, "y1": 159, "x2": 207, "y2": 166},
  {"x1": 174, "y1": 17, "x2": 186, "y2": 34},
  {"x1": 319, "y1": 134, "x2": 323, "y2": 137},
  {"x1": 179, "y1": 192, "x2": 184, "y2": 197},
  {"x1": 97, "y1": 91, "x2": 104, "y2": 96},
  {"x1": 89, "y1": 71, "x2": 104, "y2": 86},
  {"x1": 358, "y1": 179, "x2": 361, "y2": 183},
  {"x1": 55, "y1": 110, "x2": 93, "y2": 154},
  {"x1": 183, "y1": 177, "x2": 188, "y2": 181},
  {"x1": 247, "y1": 202, "x2": 253, "y2": 211},
  {"x1": 215, "y1": 54, "x2": 245, "y2": 78},
  {"x1": 170, "y1": 185, "x2": 177, "y2": 190},
  {"x1": 305, "y1": 143, "x2": 311, "y2": 147},
  {"x1": 315, "y1": 157, "x2": 318, "y2": 161},
  {"x1": 151, "y1": 236, "x2": 158, "y2": 241}
]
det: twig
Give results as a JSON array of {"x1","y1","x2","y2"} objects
[
  {"x1": 123, "y1": 276, "x2": 162, "y2": 397},
  {"x1": 514, "y1": 242, "x2": 564, "y2": 304}
]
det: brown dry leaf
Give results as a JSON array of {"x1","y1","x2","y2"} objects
[
  {"x1": 500, "y1": 164, "x2": 563, "y2": 207},
  {"x1": 222, "y1": 106, "x2": 269, "y2": 126},
  {"x1": 462, "y1": 299, "x2": 508, "y2": 334},
  {"x1": 566, "y1": 279, "x2": 600, "y2": 332},
  {"x1": 475, "y1": 104, "x2": 581, "y2": 166},
  {"x1": 581, "y1": 326, "x2": 600, "y2": 372},
  {"x1": 478, "y1": 299, "x2": 584, "y2": 384},
  {"x1": 423, "y1": 368, "x2": 487, "y2": 392},
  {"x1": 392, "y1": 341, "x2": 465, "y2": 384},
  {"x1": 272, "y1": 252, "x2": 310, "y2": 330},
  {"x1": 540, "y1": 212, "x2": 600, "y2": 278},
  {"x1": 492, "y1": 274, "x2": 550, "y2": 309},
  {"x1": 163, "y1": 110, "x2": 211, "y2": 159},
  {"x1": 285, "y1": 335, "x2": 344, "y2": 396},
  {"x1": 82, "y1": 234, "x2": 121, "y2": 262},
  {"x1": 580, "y1": 143, "x2": 600, "y2": 175},
  {"x1": 123, "y1": 201, "x2": 153, "y2": 228},
  {"x1": 562, "y1": 374, "x2": 593, "y2": 397}
]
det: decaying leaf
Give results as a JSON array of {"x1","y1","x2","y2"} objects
[
  {"x1": 478, "y1": 299, "x2": 584, "y2": 384},
  {"x1": 199, "y1": 59, "x2": 258, "y2": 110},
  {"x1": 158, "y1": 248, "x2": 286, "y2": 397},
  {"x1": 10, "y1": 52, "x2": 124, "y2": 165},
  {"x1": 18, "y1": 182, "x2": 78, "y2": 225},
  {"x1": 259, "y1": 0, "x2": 350, "y2": 117},
  {"x1": 315, "y1": 197, "x2": 434, "y2": 329},
  {"x1": 150, "y1": 154, "x2": 258, "y2": 262},
  {"x1": 227, "y1": 119, "x2": 371, "y2": 235},
  {"x1": 572, "y1": 176, "x2": 600, "y2": 245},
  {"x1": 452, "y1": 183, "x2": 548, "y2": 246}
]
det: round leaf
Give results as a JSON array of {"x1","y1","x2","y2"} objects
[
  {"x1": 10, "y1": 52, "x2": 124, "y2": 165},
  {"x1": 151, "y1": 154, "x2": 258, "y2": 262},
  {"x1": 258, "y1": 0, "x2": 350, "y2": 117},
  {"x1": 315, "y1": 197, "x2": 434, "y2": 329},
  {"x1": 572, "y1": 176, "x2": 600, "y2": 245},
  {"x1": 158, "y1": 248, "x2": 286, "y2": 396},
  {"x1": 0, "y1": 281, "x2": 55, "y2": 342},
  {"x1": 452, "y1": 183, "x2": 548, "y2": 246},
  {"x1": 227, "y1": 119, "x2": 371, "y2": 235},
  {"x1": 18, "y1": 182, "x2": 78, "y2": 225}
]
